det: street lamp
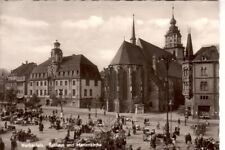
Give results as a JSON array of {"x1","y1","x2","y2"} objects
[
  {"x1": 59, "y1": 89, "x2": 63, "y2": 118},
  {"x1": 158, "y1": 55, "x2": 175, "y2": 145},
  {"x1": 169, "y1": 100, "x2": 173, "y2": 134},
  {"x1": 95, "y1": 95, "x2": 99, "y2": 118}
]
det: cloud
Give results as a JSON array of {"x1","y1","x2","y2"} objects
[
  {"x1": 0, "y1": 15, "x2": 49, "y2": 28},
  {"x1": 148, "y1": 18, "x2": 170, "y2": 28},
  {"x1": 61, "y1": 16, "x2": 104, "y2": 29},
  {"x1": 191, "y1": 17, "x2": 219, "y2": 31}
]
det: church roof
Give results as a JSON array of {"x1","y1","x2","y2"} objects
[
  {"x1": 10, "y1": 62, "x2": 37, "y2": 77},
  {"x1": 32, "y1": 54, "x2": 100, "y2": 79},
  {"x1": 110, "y1": 41, "x2": 145, "y2": 65},
  {"x1": 194, "y1": 45, "x2": 219, "y2": 61},
  {"x1": 137, "y1": 38, "x2": 181, "y2": 78}
]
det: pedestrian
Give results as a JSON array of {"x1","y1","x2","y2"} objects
[
  {"x1": 4, "y1": 121, "x2": 7, "y2": 129},
  {"x1": 32, "y1": 146, "x2": 37, "y2": 150},
  {"x1": 178, "y1": 118, "x2": 181, "y2": 125},
  {"x1": 129, "y1": 145, "x2": 133, "y2": 150},
  {"x1": 150, "y1": 133, "x2": 156, "y2": 149},
  {"x1": 10, "y1": 135, "x2": 17, "y2": 150},
  {"x1": 74, "y1": 130, "x2": 77, "y2": 139},
  {"x1": 39, "y1": 122, "x2": 44, "y2": 132},
  {"x1": 185, "y1": 133, "x2": 192, "y2": 144},
  {"x1": 0, "y1": 137, "x2": 5, "y2": 150}
]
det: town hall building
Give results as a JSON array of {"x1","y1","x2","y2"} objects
[{"x1": 28, "y1": 41, "x2": 101, "y2": 108}]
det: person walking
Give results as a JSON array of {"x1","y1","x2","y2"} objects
[
  {"x1": 10, "y1": 135, "x2": 17, "y2": 150},
  {"x1": 0, "y1": 137, "x2": 5, "y2": 150},
  {"x1": 185, "y1": 133, "x2": 192, "y2": 144}
]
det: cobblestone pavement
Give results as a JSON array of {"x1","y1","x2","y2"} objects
[{"x1": 0, "y1": 106, "x2": 219, "y2": 150}]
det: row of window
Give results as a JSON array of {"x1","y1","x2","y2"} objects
[
  {"x1": 30, "y1": 80, "x2": 98, "y2": 87},
  {"x1": 30, "y1": 90, "x2": 47, "y2": 96},
  {"x1": 31, "y1": 70, "x2": 79, "y2": 79},
  {"x1": 200, "y1": 95, "x2": 208, "y2": 100},
  {"x1": 31, "y1": 89, "x2": 94, "y2": 97},
  {"x1": 30, "y1": 81, "x2": 47, "y2": 86},
  {"x1": 183, "y1": 66, "x2": 208, "y2": 77},
  {"x1": 84, "y1": 89, "x2": 92, "y2": 97}
]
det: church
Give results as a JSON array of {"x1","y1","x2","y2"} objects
[{"x1": 103, "y1": 10, "x2": 185, "y2": 113}]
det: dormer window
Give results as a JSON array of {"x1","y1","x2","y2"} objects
[{"x1": 202, "y1": 56, "x2": 207, "y2": 61}]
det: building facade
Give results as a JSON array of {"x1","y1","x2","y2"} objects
[
  {"x1": 6, "y1": 62, "x2": 37, "y2": 100},
  {"x1": 103, "y1": 14, "x2": 183, "y2": 113},
  {"x1": 28, "y1": 41, "x2": 101, "y2": 108},
  {"x1": 182, "y1": 32, "x2": 219, "y2": 119},
  {"x1": 0, "y1": 69, "x2": 9, "y2": 100}
]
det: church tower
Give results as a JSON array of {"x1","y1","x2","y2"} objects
[
  {"x1": 182, "y1": 31, "x2": 194, "y2": 113},
  {"x1": 51, "y1": 40, "x2": 63, "y2": 64},
  {"x1": 164, "y1": 6, "x2": 184, "y2": 62}
]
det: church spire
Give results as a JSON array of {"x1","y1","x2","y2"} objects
[
  {"x1": 130, "y1": 14, "x2": 136, "y2": 45},
  {"x1": 170, "y1": 5, "x2": 176, "y2": 25},
  {"x1": 185, "y1": 29, "x2": 194, "y2": 60}
]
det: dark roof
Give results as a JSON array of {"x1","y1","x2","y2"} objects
[
  {"x1": 137, "y1": 38, "x2": 181, "y2": 78},
  {"x1": 194, "y1": 46, "x2": 219, "y2": 61},
  {"x1": 10, "y1": 63, "x2": 37, "y2": 77},
  {"x1": 110, "y1": 41, "x2": 145, "y2": 65},
  {"x1": 185, "y1": 33, "x2": 194, "y2": 60},
  {"x1": 32, "y1": 54, "x2": 100, "y2": 79}
]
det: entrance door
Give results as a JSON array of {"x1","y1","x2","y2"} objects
[{"x1": 198, "y1": 106, "x2": 210, "y2": 116}]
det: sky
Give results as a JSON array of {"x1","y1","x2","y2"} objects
[{"x1": 0, "y1": 1, "x2": 219, "y2": 71}]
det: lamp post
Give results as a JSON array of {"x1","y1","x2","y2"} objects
[
  {"x1": 59, "y1": 89, "x2": 63, "y2": 118},
  {"x1": 169, "y1": 100, "x2": 173, "y2": 135},
  {"x1": 159, "y1": 55, "x2": 175, "y2": 145},
  {"x1": 95, "y1": 95, "x2": 99, "y2": 118}
]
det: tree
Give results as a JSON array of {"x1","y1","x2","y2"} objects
[
  {"x1": 25, "y1": 94, "x2": 40, "y2": 108},
  {"x1": 50, "y1": 94, "x2": 60, "y2": 106},
  {"x1": 6, "y1": 88, "x2": 17, "y2": 104}
]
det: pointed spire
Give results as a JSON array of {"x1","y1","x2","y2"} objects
[
  {"x1": 185, "y1": 30, "x2": 194, "y2": 60},
  {"x1": 170, "y1": 5, "x2": 176, "y2": 25},
  {"x1": 130, "y1": 14, "x2": 136, "y2": 45}
]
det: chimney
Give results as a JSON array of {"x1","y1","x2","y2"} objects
[{"x1": 26, "y1": 61, "x2": 28, "y2": 64}]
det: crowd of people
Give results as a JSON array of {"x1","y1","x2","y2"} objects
[{"x1": 0, "y1": 106, "x2": 220, "y2": 150}]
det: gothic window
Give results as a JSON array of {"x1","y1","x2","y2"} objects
[
  {"x1": 72, "y1": 71, "x2": 74, "y2": 75},
  {"x1": 44, "y1": 81, "x2": 47, "y2": 86},
  {"x1": 60, "y1": 81, "x2": 63, "y2": 86},
  {"x1": 73, "y1": 89, "x2": 76, "y2": 96},
  {"x1": 30, "y1": 82, "x2": 33, "y2": 86},
  {"x1": 90, "y1": 89, "x2": 92, "y2": 96},
  {"x1": 95, "y1": 80, "x2": 98, "y2": 86},
  {"x1": 84, "y1": 89, "x2": 87, "y2": 96},
  {"x1": 40, "y1": 81, "x2": 43, "y2": 86},
  {"x1": 40, "y1": 90, "x2": 43, "y2": 96},
  {"x1": 44, "y1": 90, "x2": 47, "y2": 95},
  {"x1": 200, "y1": 81, "x2": 208, "y2": 91},
  {"x1": 73, "y1": 80, "x2": 76, "y2": 86},
  {"x1": 30, "y1": 90, "x2": 32, "y2": 95},
  {"x1": 36, "y1": 81, "x2": 39, "y2": 86},
  {"x1": 65, "y1": 81, "x2": 68, "y2": 86},
  {"x1": 63, "y1": 72, "x2": 65, "y2": 76},
  {"x1": 86, "y1": 79, "x2": 90, "y2": 86}
]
